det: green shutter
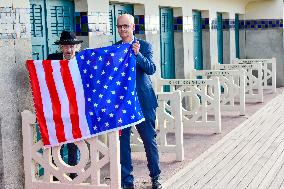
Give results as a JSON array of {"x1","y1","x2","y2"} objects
[
  {"x1": 160, "y1": 8, "x2": 175, "y2": 92},
  {"x1": 30, "y1": 0, "x2": 76, "y2": 176},
  {"x1": 30, "y1": 0, "x2": 75, "y2": 59},
  {"x1": 235, "y1": 14, "x2": 240, "y2": 58},
  {"x1": 160, "y1": 8, "x2": 175, "y2": 79},
  {"x1": 193, "y1": 10, "x2": 203, "y2": 70},
  {"x1": 46, "y1": 0, "x2": 75, "y2": 54},
  {"x1": 217, "y1": 13, "x2": 223, "y2": 64},
  {"x1": 30, "y1": 0, "x2": 48, "y2": 60}
]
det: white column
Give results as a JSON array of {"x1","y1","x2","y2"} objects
[
  {"x1": 0, "y1": 1, "x2": 32, "y2": 189},
  {"x1": 75, "y1": 0, "x2": 110, "y2": 48},
  {"x1": 229, "y1": 13, "x2": 236, "y2": 63},
  {"x1": 209, "y1": 11, "x2": 218, "y2": 67},
  {"x1": 144, "y1": 4, "x2": 160, "y2": 90},
  {"x1": 182, "y1": 11, "x2": 194, "y2": 78}
]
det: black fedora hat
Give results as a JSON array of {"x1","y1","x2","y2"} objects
[{"x1": 54, "y1": 31, "x2": 83, "y2": 45}]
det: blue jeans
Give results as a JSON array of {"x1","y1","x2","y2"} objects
[{"x1": 120, "y1": 109, "x2": 161, "y2": 187}]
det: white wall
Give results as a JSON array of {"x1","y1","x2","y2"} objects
[
  {"x1": 109, "y1": 0, "x2": 250, "y2": 78},
  {"x1": 0, "y1": 1, "x2": 32, "y2": 188},
  {"x1": 113, "y1": 0, "x2": 247, "y2": 16},
  {"x1": 245, "y1": 0, "x2": 283, "y2": 19}
]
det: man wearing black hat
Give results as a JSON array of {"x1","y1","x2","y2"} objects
[
  {"x1": 47, "y1": 30, "x2": 83, "y2": 60},
  {"x1": 47, "y1": 31, "x2": 83, "y2": 178}
]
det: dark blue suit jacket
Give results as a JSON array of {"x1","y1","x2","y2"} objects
[{"x1": 116, "y1": 39, "x2": 158, "y2": 118}]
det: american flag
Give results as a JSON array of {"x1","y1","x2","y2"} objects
[{"x1": 26, "y1": 43, "x2": 145, "y2": 147}]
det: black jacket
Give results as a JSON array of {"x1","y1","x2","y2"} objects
[{"x1": 47, "y1": 53, "x2": 63, "y2": 60}]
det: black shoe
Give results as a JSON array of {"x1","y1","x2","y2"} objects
[
  {"x1": 53, "y1": 176, "x2": 58, "y2": 181},
  {"x1": 69, "y1": 173, "x2": 77, "y2": 179},
  {"x1": 152, "y1": 176, "x2": 162, "y2": 189}
]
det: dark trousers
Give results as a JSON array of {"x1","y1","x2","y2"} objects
[
  {"x1": 59, "y1": 143, "x2": 78, "y2": 166},
  {"x1": 67, "y1": 143, "x2": 78, "y2": 166},
  {"x1": 120, "y1": 109, "x2": 161, "y2": 187},
  {"x1": 53, "y1": 143, "x2": 77, "y2": 180}
]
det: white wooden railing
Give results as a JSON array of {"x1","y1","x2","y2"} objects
[
  {"x1": 131, "y1": 91, "x2": 184, "y2": 161},
  {"x1": 156, "y1": 78, "x2": 221, "y2": 133},
  {"x1": 192, "y1": 69, "x2": 246, "y2": 116},
  {"x1": 213, "y1": 63, "x2": 263, "y2": 103},
  {"x1": 21, "y1": 110, "x2": 121, "y2": 189},
  {"x1": 233, "y1": 58, "x2": 276, "y2": 93}
]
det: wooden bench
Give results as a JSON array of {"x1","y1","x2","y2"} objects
[
  {"x1": 192, "y1": 69, "x2": 246, "y2": 116},
  {"x1": 214, "y1": 63, "x2": 263, "y2": 103},
  {"x1": 156, "y1": 78, "x2": 221, "y2": 133},
  {"x1": 21, "y1": 110, "x2": 120, "y2": 189},
  {"x1": 131, "y1": 91, "x2": 184, "y2": 161},
  {"x1": 233, "y1": 58, "x2": 276, "y2": 93}
]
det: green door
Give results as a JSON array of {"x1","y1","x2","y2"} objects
[
  {"x1": 46, "y1": 0, "x2": 75, "y2": 54},
  {"x1": 235, "y1": 14, "x2": 240, "y2": 58},
  {"x1": 217, "y1": 12, "x2": 223, "y2": 64},
  {"x1": 193, "y1": 10, "x2": 203, "y2": 70},
  {"x1": 30, "y1": 0, "x2": 75, "y2": 172},
  {"x1": 160, "y1": 8, "x2": 175, "y2": 80},
  {"x1": 109, "y1": 4, "x2": 134, "y2": 44},
  {"x1": 30, "y1": 0, "x2": 75, "y2": 59},
  {"x1": 30, "y1": 0, "x2": 48, "y2": 60},
  {"x1": 48, "y1": 0, "x2": 75, "y2": 163}
]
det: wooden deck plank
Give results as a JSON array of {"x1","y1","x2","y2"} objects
[
  {"x1": 207, "y1": 117, "x2": 284, "y2": 189},
  {"x1": 163, "y1": 94, "x2": 284, "y2": 189},
  {"x1": 268, "y1": 160, "x2": 284, "y2": 189},
  {"x1": 212, "y1": 102, "x2": 284, "y2": 188},
  {"x1": 252, "y1": 127, "x2": 284, "y2": 188},
  {"x1": 164, "y1": 97, "x2": 280, "y2": 188},
  {"x1": 194, "y1": 110, "x2": 284, "y2": 189},
  {"x1": 169, "y1": 112, "x2": 267, "y2": 188},
  {"x1": 235, "y1": 100, "x2": 284, "y2": 188},
  {"x1": 218, "y1": 120, "x2": 284, "y2": 189},
  {"x1": 220, "y1": 118, "x2": 284, "y2": 189},
  {"x1": 175, "y1": 110, "x2": 269, "y2": 188},
  {"x1": 185, "y1": 102, "x2": 282, "y2": 188}
]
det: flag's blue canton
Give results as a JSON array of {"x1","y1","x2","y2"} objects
[{"x1": 76, "y1": 43, "x2": 144, "y2": 134}]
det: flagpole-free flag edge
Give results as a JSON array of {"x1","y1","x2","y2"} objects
[
  {"x1": 42, "y1": 117, "x2": 145, "y2": 148},
  {"x1": 26, "y1": 43, "x2": 144, "y2": 148}
]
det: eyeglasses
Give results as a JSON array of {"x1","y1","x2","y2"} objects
[{"x1": 117, "y1": 24, "x2": 131, "y2": 29}]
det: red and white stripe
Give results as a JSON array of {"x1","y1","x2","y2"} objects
[{"x1": 27, "y1": 60, "x2": 90, "y2": 147}]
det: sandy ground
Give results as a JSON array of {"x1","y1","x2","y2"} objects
[{"x1": 130, "y1": 88, "x2": 284, "y2": 188}]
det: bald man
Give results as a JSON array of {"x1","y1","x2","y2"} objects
[{"x1": 116, "y1": 14, "x2": 162, "y2": 189}]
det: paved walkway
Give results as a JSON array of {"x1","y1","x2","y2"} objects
[{"x1": 162, "y1": 92, "x2": 284, "y2": 189}]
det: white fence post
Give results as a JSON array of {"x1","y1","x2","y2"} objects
[
  {"x1": 21, "y1": 110, "x2": 121, "y2": 189},
  {"x1": 272, "y1": 57, "x2": 277, "y2": 93},
  {"x1": 21, "y1": 110, "x2": 36, "y2": 189},
  {"x1": 233, "y1": 57, "x2": 276, "y2": 93},
  {"x1": 130, "y1": 91, "x2": 184, "y2": 162},
  {"x1": 157, "y1": 91, "x2": 184, "y2": 161},
  {"x1": 192, "y1": 69, "x2": 246, "y2": 116},
  {"x1": 156, "y1": 78, "x2": 222, "y2": 133},
  {"x1": 108, "y1": 132, "x2": 121, "y2": 189},
  {"x1": 215, "y1": 63, "x2": 263, "y2": 103}
]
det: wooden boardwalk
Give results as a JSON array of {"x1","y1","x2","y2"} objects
[{"x1": 163, "y1": 92, "x2": 284, "y2": 189}]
